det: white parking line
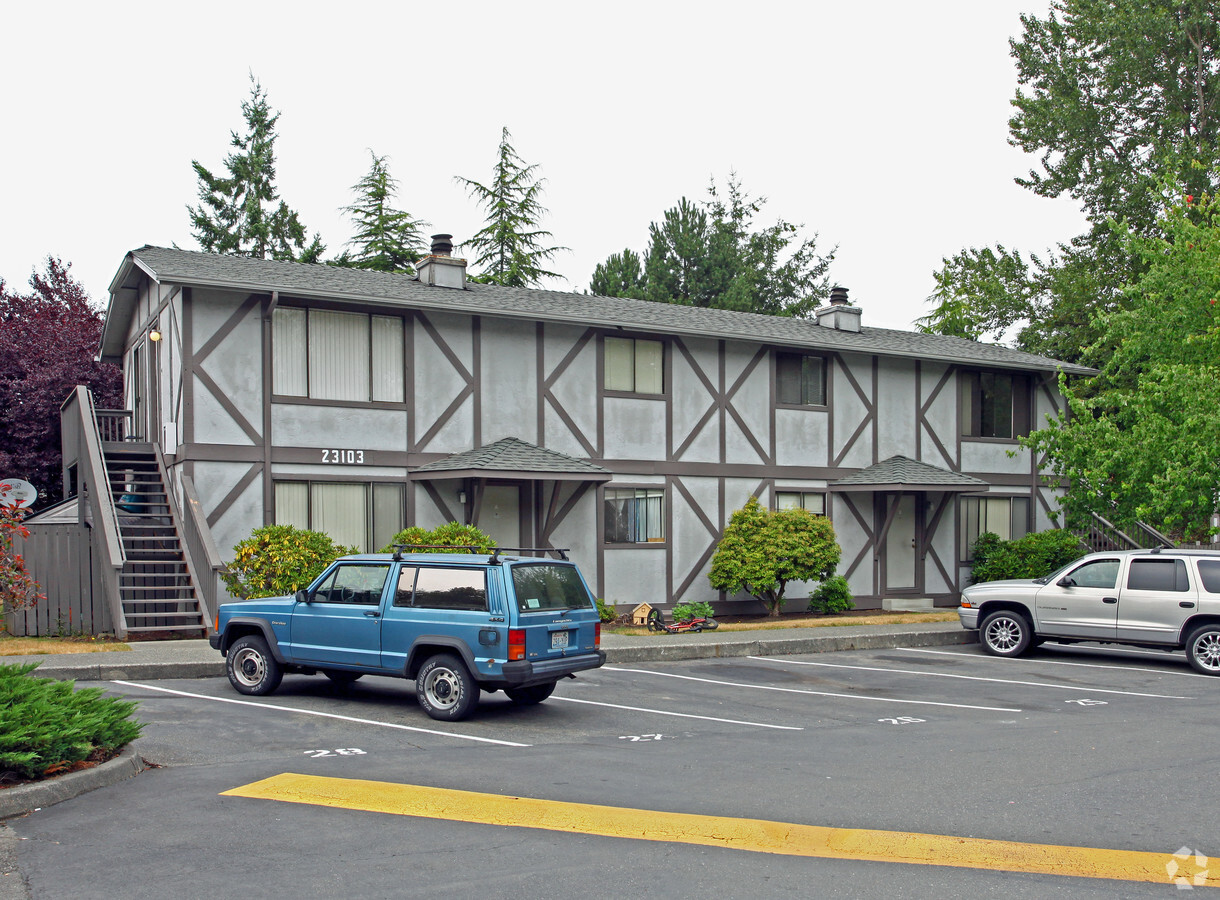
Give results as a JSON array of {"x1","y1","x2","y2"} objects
[
  {"x1": 110, "y1": 681, "x2": 530, "y2": 747},
  {"x1": 602, "y1": 666, "x2": 1022, "y2": 712},
  {"x1": 898, "y1": 647, "x2": 1213, "y2": 679},
  {"x1": 552, "y1": 696, "x2": 802, "y2": 729},
  {"x1": 748, "y1": 658, "x2": 1191, "y2": 700}
]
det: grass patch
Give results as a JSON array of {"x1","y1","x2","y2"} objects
[
  {"x1": 0, "y1": 634, "x2": 131, "y2": 656},
  {"x1": 606, "y1": 610, "x2": 958, "y2": 636}
]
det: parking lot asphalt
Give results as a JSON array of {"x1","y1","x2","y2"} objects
[
  {"x1": 5, "y1": 638, "x2": 1217, "y2": 897},
  {"x1": 3, "y1": 620, "x2": 973, "y2": 682}
]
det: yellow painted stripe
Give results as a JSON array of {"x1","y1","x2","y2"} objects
[{"x1": 223, "y1": 774, "x2": 1217, "y2": 888}]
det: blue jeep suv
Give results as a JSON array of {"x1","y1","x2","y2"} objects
[{"x1": 209, "y1": 548, "x2": 606, "y2": 720}]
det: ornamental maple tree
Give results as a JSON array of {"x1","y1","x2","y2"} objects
[
  {"x1": 0, "y1": 258, "x2": 122, "y2": 508},
  {"x1": 0, "y1": 506, "x2": 44, "y2": 613}
]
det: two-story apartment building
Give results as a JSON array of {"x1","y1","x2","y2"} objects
[{"x1": 22, "y1": 238, "x2": 1089, "y2": 637}]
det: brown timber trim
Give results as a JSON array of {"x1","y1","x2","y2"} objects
[{"x1": 205, "y1": 462, "x2": 262, "y2": 529}]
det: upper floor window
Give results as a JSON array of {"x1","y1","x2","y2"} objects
[
  {"x1": 775, "y1": 491, "x2": 826, "y2": 516},
  {"x1": 604, "y1": 337, "x2": 663, "y2": 394},
  {"x1": 960, "y1": 495, "x2": 1030, "y2": 559},
  {"x1": 959, "y1": 370, "x2": 1030, "y2": 439},
  {"x1": 273, "y1": 307, "x2": 404, "y2": 403},
  {"x1": 776, "y1": 352, "x2": 827, "y2": 406},
  {"x1": 604, "y1": 487, "x2": 665, "y2": 543}
]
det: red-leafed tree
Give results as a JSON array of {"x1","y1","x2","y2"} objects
[{"x1": 0, "y1": 258, "x2": 122, "y2": 509}]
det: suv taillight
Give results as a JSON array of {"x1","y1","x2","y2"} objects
[
  {"x1": 508, "y1": 629, "x2": 526, "y2": 661},
  {"x1": 595, "y1": 622, "x2": 601, "y2": 648}
]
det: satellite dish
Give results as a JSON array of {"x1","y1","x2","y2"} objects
[{"x1": 0, "y1": 478, "x2": 37, "y2": 510}]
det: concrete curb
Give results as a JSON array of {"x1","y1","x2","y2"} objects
[
  {"x1": 0, "y1": 745, "x2": 146, "y2": 821},
  {"x1": 23, "y1": 661, "x2": 226, "y2": 683},
  {"x1": 603, "y1": 625, "x2": 976, "y2": 663}
]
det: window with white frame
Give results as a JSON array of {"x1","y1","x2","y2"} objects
[
  {"x1": 604, "y1": 487, "x2": 665, "y2": 543},
  {"x1": 960, "y1": 496, "x2": 1030, "y2": 559},
  {"x1": 776, "y1": 352, "x2": 827, "y2": 406},
  {"x1": 273, "y1": 307, "x2": 405, "y2": 403},
  {"x1": 775, "y1": 491, "x2": 827, "y2": 516},
  {"x1": 274, "y1": 481, "x2": 404, "y2": 552},
  {"x1": 604, "y1": 336, "x2": 663, "y2": 394}
]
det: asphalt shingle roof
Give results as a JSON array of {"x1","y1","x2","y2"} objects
[
  {"x1": 829, "y1": 455, "x2": 989, "y2": 491},
  {"x1": 413, "y1": 437, "x2": 610, "y2": 479},
  {"x1": 114, "y1": 246, "x2": 1095, "y2": 375}
]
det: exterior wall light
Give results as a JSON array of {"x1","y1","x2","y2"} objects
[{"x1": 149, "y1": 329, "x2": 162, "y2": 342}]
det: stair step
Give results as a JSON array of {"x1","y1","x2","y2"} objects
[{"x1": 125, "y1": 625, "x2": 206, "y2": 632}]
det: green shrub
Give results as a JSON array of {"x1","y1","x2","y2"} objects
[
  {"x1": 595, "y1": 598, "x2": 618, "y2": 623},
  {"x1": 971, "y1": 529, "x2": 1085, "y2": 583},
  {"x1": 0, "y1": 663, "x2": 143, "y2": 781},
  {"x1": 671, "y1": 600, "x2": 715, "y2": 622},
  {"x1": 709, "y1": 497, "x2": 841, "y2": 616},
  {"x1": 222, "y1": 525, "x2": 358, "y2": 600},
  {"x1": 381, "y1": 522, "x2": 496, "y2": 553},
  {"x1": 808, "y1": 575, "x2": 854, "y2": 614}
]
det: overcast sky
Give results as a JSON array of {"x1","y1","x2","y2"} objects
[{"x1": 2, "y1": 0, "x2": 1088, "y2": 332}]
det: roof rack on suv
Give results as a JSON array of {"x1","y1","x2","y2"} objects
[
  {"x1": 390, "y1": 543, "x2": 483, "y2": 561},
  {"x1": 388, "y1": 544, "x2": 571, "y2": 563},
  {"x1": 487, "y1": 547, "x2": 570, "y2": 564}
]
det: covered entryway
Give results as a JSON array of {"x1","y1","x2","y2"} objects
[
  {"x1": 411, "y1": 437, "x2": 610, "y2": 552},
  {"x1": 830, "y1": 456, "x2": 989, "y2": 605}
]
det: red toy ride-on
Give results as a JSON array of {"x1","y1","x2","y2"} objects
[{"x1": 646, "y1": 608, "x2": 719, "y2": 634}]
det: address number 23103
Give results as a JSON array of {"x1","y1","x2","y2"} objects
[{"x1": 322, "y1": 449, "x2": 365, "y2": 464}]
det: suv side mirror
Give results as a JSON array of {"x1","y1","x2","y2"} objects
[
  {"x1": 1057, "y1": 577, "x2": 1076, "y2": 588},
  {"x1": 295, "y1": 589, "x2": 312, "y2": 604}
]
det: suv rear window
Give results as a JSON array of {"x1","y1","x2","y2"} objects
[
  {"x1": 1127, "y1": 558, "x2": 1190, "y2": 592},
  {"x1": 1197, "y1": 560, "x2": 1220, "y2": 594},
  {"x1": 511, "y1": 564, "x2": 591, "y2": 612}
]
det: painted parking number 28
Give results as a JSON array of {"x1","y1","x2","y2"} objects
[
  {"x1": 304, "y1": 748, "x2": 366, "y2": 758},
  {"x1": 322, "y1": 449, "x2": 365, "y2": 464}
]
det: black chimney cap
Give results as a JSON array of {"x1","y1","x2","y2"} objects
[
  {"x1": 430, "y1": 234, "x2": 454, "y2": 256},
  {"x1": 829, "y1": 286, "x2": 849, "y2": 306}
]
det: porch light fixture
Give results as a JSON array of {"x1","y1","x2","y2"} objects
[
  {"x1": 149, "y1": 329, "x2": 162, "y2": 342},
  {"x1": 458, "y1": 491, "x2": 467, "y2": 504}
]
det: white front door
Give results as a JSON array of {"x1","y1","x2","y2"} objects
[
  {"x1": 481, "y1": 484, "x2": 521, "y2": 548},
  {"x1": 884, "y1": 494, "x2": 917, "y2": 592}
]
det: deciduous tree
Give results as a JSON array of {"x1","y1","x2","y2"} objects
[
  {"x1": 1023, "y1": 190, "x2": 1220, "y2": 540},
  {"x1": 188, "y1": 75, "x2": 324, "y2": 263},
  {"x1": 0, "y1": 258, "x2": 121, "y2": 508},
  {"x1": 708, "y1": 497, "x2": 841, "y2": 616}
]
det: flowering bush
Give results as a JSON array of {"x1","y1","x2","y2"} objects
[
  {"x1": 381, "y1": 522, "x2": 496, "y2": 553},
  {"x1": 0, "y1": 506, "x2": 44, "y2": 614},
  {"x1": 221, "y1": 525, "x2": 358, "y2": 600}
]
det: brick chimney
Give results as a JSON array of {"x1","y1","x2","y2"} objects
[
  {"x1": 815, "y1": 286, "x2": 862, "y2": 332},
  {"x1": 416, "y1": 233, "x2": 467, "y2": 289}
]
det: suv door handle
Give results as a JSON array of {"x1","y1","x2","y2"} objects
[
  {"x1": 1102, "y1": 597, "x2": 1118, "y2": 604},
  {"x1": 364, "y1": 610, "x2": 381, "y2": 618},
  {"x1": 1179, "y1": 601, "x2": 1196, "y2": 609}
]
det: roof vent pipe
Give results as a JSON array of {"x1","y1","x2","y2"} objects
[
  {"x1": 829, "y1": 286, "x2": 849, "y2": 306},
  {"x1": 430, "y1": 233, "x2": 453, "y2": 257}
]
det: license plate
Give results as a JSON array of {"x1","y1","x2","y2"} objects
[{"x1": 551, "y1": 630, "x2": 570, "y2": 650}]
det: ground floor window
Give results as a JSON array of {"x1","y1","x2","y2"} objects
[
  {"x1": 604, "y1": 487, "x2": 664, "y2": 543},
  {"x1": 960, "y1": 495, "x2": 1030, "y2": 559},
  {"x1": 274, "y1": 481, "x2": 404, "y2": 552},
  {"x1": 775, "y1": 491, "x2": 826, "y2": 516}
]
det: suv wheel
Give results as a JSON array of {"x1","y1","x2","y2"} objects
[
  {"x1": 227, "y1": 635, "x2": 283, "y2": 695},
  {"x1": 1185, "y1": 624, "x2": 1220, "y2": 675},
  {"x1": 416, "y1": 653, "x2": 478, "y2": 721},
  {"x1": 979, "y1": 610, "x2": 1033, "y2": 657},
  {"x1": 505, "y1": 682, "x2": 556, "y2": 706}
]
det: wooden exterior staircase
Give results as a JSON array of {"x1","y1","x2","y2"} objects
[{"x1": 103, "y1": 443, "x2": 208, "y2": 636}]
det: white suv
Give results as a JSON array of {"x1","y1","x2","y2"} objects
[{"x1": 959, "y1": 549, "x2": 1220, "y2": 674}]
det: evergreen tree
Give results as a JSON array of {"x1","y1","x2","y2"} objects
[
  {"x1": 456, "y1": 127, "x2": 565, "y2": 287},
  {"x1": 589, "y1": 249, "x2": 646, "y2": 299},
  {"x1": 594, "y1": 175, "x2": 834, "y2": 316},
  {"x1": 338, "y1": 151, "x2": 428, "y2": 274},
  {"x1": 188, "y1": 75, "x2": 324, "y2": 263}
]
